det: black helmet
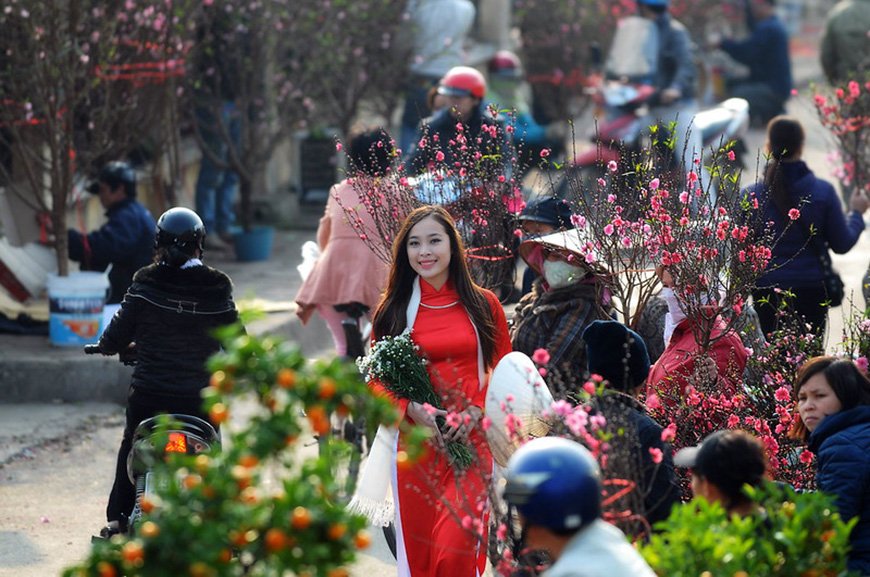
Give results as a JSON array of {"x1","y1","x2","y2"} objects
[
  {"x1": 155, "y1": 207, "x2": 206, "y2": 257},
  {"x1": 88, "y1": 161, "x2": 137, "y2": 196}
]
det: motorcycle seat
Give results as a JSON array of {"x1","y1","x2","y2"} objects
[{"x1": 694, "y1": 98, "x2": 749, "y2": 146}]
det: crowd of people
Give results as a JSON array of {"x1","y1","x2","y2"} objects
[{"x1": 67, "y1": 0, "x2": 870, "y2": 575}]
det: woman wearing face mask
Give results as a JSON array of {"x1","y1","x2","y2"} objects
[
  {"x1": 509, "y1": 230, "x2": 614, "y2": 398},
  {"x1": 791, "y1": 356, "x2": 870, "y2": 575},
  {"x1": 646, "y1": 265, "x2": 748, "y2": 414}
]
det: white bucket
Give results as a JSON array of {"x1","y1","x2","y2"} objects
[{"x1": 46, "y1": 272, "x2": 110, "y2": 347}]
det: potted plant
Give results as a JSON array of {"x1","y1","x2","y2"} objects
[{"x1": 61, "y1": 323, "x2": 406, "y2": 576}]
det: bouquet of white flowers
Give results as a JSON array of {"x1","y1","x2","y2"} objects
[{"x1": 357, "y1": 329, "x2": 474, "y2": 469}]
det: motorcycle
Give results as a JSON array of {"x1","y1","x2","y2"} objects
[
  {"x1": 555, "y1": 18, "x2": 750, "y2": 209},
  {"x1": 556, "y1": 79, "x2": 750, "y2": 205},
  {"x1": 84, "y1": 344, "x2": 221, "y2": 538}
]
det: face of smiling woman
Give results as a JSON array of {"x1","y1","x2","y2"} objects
[{"x1": 406, "y1": 215, "x2": 452, "y2": 290}]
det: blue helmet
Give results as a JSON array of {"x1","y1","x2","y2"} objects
[{"x1": 502, "y1": 437, "x2": 602, "y2": 532}]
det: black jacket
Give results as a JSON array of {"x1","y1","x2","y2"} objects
[
  {"x1": 99, "y1": 263, "x2": 238, "y2": 396},
  {"x1": 592, "y1": 392, "x2": 681, "y2": 532}
]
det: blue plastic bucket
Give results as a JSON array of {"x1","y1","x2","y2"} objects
[
  {"x1": 232, "y1": 226, "x2": 275, "y2": 262},
  {"x1": 46, "y1": 272, "x2": 109, "y2": 347}
]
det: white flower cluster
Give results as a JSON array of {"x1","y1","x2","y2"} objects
[{"x1": 356, "y1": 328, "x2": 419, "y2": 383}]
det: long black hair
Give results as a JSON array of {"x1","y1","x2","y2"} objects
[
  {"x1": 763, "y1": 115, "x2": 805, "y2": 217},
  {"x1": 371, "y1": 205, "x2": 499, "y2": 368}
]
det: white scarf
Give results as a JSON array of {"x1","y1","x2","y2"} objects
[
  {"x1": 661, "y1": 287, "x2": 687, "y2": 347},
  {"x1": 348, "y1": 276, "x2": 485, "y2": 526}
]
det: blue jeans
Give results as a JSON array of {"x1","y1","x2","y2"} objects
[{"x1": 195, "y1": 102, "x2": 240, "y2": 236}]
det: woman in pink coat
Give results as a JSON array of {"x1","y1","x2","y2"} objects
[{"x1": 295, "y1": 130, "x2": 393, "y2": 356}]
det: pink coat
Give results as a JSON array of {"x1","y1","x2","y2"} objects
[{"x1": 294, "y1": 180, "x2": 389, "y2": 324}]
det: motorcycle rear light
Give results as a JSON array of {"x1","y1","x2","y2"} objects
[{"x1": 165, "y1": 432, "x2": 188, "y2": 453}]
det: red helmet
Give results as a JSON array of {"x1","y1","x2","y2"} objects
[
  {"x1": 488, "y1": 50, "x2": 522, "y2": 79},
  {"x1": 437, "y1": 66, "x2": 486, "y2": 100}
]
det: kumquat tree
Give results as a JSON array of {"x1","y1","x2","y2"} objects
[{"x1": 62, "y1": 322, "x2": 408, "y2": 577}]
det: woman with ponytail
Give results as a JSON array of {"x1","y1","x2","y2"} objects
[
  {"x1": 747, "y1": 115, "x2": 868, "y2": 337},
  {"x1": 94, "y1": 207, "x2": 239, "y2": 537}
]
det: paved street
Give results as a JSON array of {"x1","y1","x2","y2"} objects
[{"x1": 1, "y1": 20, "x2": 867, "y2": 577}]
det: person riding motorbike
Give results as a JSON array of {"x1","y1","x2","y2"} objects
[
  {"x1": 622, "y1": 0, "x2": 707, "y2": 193},
  {"x1": 95, "y1": 207, "x2": 239, "y2": 537},
  {"x1": 502, "y1": 437, "x2": 656, "y2": 576},
  {"x1": 403, "y1": 66, "x2": 518, "y2": 300}
]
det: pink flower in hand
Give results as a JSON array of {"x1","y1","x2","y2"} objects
[{"x1": 649, "y1": 447, "x2": 663, "y2": 464}]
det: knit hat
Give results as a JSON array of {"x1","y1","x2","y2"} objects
[
  {"x1": 518, "y1": 196, "x2": 574, "y2": 229},
  {"x1": 582, "y1": 320, "x2": 651, "y2": 391}
]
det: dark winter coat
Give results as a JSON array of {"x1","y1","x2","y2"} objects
[
  {"x1": 510, "y1": 278, "x2": 612, "y2": 397},
  {"x1": 720, "y1": 14, "x2": 793, "y2": 99},
  {"x1": 402, "y1": 106, "x2": 512, "y2": 177},
  {"x1": 651, "y1": 12, "x2": 697, "y2": 101},
  {"x1": 592, "y1": 392, "x2": 680, "y2": 530},
  {"x1": 809, "y1": 405, "x2": 870, "y2": 574},
  {"x1": 68, "y1": 198, "x2": 156, "y2": 304},
  {"x1": 744, "y1": 161, "x2": 865, "y2": 289},
  {"x1": 98, "y1": 263, "x2": 238, "y2": 396}
]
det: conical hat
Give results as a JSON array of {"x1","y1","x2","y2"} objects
[
  {"x1": 519, "y1": 230, "x2": 608, "y2": 278},
  {"x1": 486, "y1": 351, "x2": 554, "y2": 467}
]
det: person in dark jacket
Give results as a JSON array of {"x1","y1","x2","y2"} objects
[
  {"x1": 673, "y1": 429, "x2": 768, "y2": 516},
  {"x1": 68, "y1": 161, "x2": 156, "y2": 304},
  {"x1": 714, "y1": 0, "x2": 793, "y2": 126},
  {"x1": 96, "y1": 207, "x2": 239, "y2": 536},
  {"x1": 791, "y1": 356, "x2": 870, "y2": 574},
  {"x1": 402, "y1": 66, "x2": 512, "y2": 177},
  {"x1": 745, "y1": 116, "x2": 869, "y2": 337},
  {"x1": 583, "y1": 320, "x2": 680, "y2": 536}
]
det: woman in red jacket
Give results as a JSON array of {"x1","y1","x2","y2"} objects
[
  {"x1": 368, "y1": 205, "x2": 512, "y2": 577},
  {"x1": 646, "y1": 265, "x2": 748, "y2": 422}
]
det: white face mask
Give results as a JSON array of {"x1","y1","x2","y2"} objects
[{"x1": 542, "y1": 259, "x2": 584, "y2": 289}]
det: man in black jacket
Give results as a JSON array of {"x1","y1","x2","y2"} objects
[{"x1": 68, "y1": 162, "x2": 156, "y2": 304}]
